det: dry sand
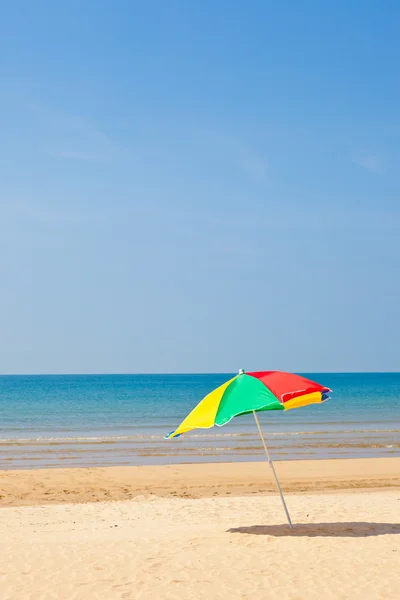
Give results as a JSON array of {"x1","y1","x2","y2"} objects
[{"x1": 1, "y1": 458, "x2": 399, "y2": 599}]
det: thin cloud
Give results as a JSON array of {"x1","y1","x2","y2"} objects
[
  {"x1": 352, "y1": 154, "x2": 385, "y2": 175},
  {"x1": 30, "y1": 105, "x2": 115, "y2": 162},
  {"x1": 181, "y1": 205, "x2": 400, "y2": 233},
  {"x1": 45, "y1": 149, "x2": 109, "y2": 162},
  {"x1": 195, "y1": 128, "x2": 268, "y2": 182},
  {"x1": 4, "y1": 200, "x2": 109, "y2": 226},
  {"x1": 239, "y1": 155, "x2": 267, "y2": 181}
]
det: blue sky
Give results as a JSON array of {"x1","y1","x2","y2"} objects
[{"x1": 1, "y1": 1, "x2": 399, "y2": 373}]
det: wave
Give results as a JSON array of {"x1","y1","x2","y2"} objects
[{"x1": 0, "y1": 428, "x2": 399, "y2": 446}]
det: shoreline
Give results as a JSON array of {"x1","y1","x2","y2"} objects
[{"x1": 1, "y1": 456, "x2": 399, "y2": 507}]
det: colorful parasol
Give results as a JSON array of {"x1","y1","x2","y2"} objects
[{"x1": 166, "y1": 370, "x2": 331, "y2": 528}]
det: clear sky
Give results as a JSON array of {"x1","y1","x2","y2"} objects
[{"x1": 1, "y1": 1, "x2": 399, "y2": 374}]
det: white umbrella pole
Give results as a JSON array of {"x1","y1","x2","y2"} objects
[{"x1": 252, "y1": 411, "x2": 293, "y2": 529}]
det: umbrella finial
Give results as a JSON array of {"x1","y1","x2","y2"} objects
[{"x1": 238, "y1": 369, "x2": 245, "y2": 375}]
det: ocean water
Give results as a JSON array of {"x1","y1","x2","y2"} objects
[{"x1": 0, "y1": 373, "x2": 399, "y2": 469}]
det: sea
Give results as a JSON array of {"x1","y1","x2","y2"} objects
[{"x1": 0, "y1": 373, "x2": 399, "y2": 469}]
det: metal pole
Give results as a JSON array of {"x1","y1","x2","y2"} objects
[{"x1": 253, "y1": 410, "x2": 293, "y2": 529}]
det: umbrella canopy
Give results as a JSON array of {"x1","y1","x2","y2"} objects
[
  {"x1": 166, "y1": 370, "x2": 330, "y2": 439},
  {"x1": 165, "y1": 370, "x2": 331, "y2": 529}
]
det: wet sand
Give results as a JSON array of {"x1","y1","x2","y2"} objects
[{"x1": 1, "y1": 457, "x2": 399, "y2": 507}]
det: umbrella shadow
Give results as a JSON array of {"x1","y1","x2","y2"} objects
[{"x1": 227, "y1": 522, "x2": 400, "y2": 538}]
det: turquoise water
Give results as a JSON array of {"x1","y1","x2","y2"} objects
[{"x1": 0, "y1": 373, "x2": 399, "y2": 469}]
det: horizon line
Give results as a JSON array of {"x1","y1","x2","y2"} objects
[{"x1": 0, "y1": 371, "x2": 399, "y2": 376}]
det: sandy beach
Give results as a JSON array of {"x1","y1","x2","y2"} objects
[
  {"x1": 1, "y1": 458, "x2": 399, "y2": 599},
  {"x1": 1, "y1": 457, "x2": 399, "y2": 506}
]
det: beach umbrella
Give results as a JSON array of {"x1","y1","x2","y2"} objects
[{"x1": 166, "y1": 370, "x2": 331, "y2": 528}]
